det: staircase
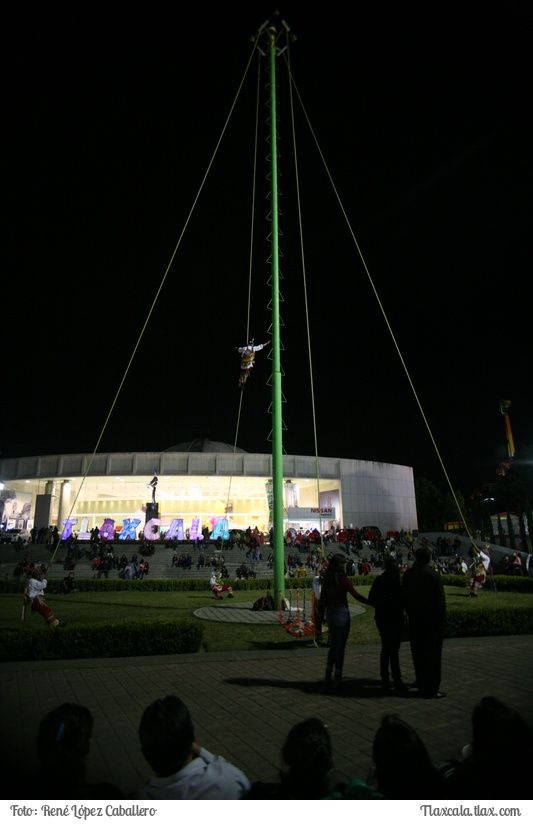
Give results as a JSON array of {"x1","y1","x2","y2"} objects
[
  {"x1": 0, "y1": 542, "x2": 327, "y2": 582},
  {"x1": 1, "y1": 542, "x2": 274, "y2": 581}
]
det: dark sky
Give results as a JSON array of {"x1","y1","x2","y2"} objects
[{"x1": 3, "y1": 2, "x2": 532, "y2": 496}]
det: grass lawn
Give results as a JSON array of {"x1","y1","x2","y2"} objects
[{"x1": 2, "y1": 582, "x2": 531, "y2": 655}]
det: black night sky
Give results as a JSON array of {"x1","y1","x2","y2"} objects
[{"x1": 3, "y1": 2, "x2": 532, "y2": 497}]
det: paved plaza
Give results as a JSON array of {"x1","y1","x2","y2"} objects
[{"x1": 1, "y1": 625, "x2": 532, "y2": 799}]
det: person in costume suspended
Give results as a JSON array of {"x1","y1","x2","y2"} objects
[
  {"x1": 209, "y1": 568, "x2": 234, "y2": 600},
  {"x1": 236, "y1": 339, "x2": 270, "y2": 388},
  {"x1": 468, "y1": 544, "x2": 491, "y2": 597},
  {"x1": 23, "y1": 565, "x2": 67, "y2": 628}
]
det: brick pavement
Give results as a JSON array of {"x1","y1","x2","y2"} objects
[{"x1": 2, "y1": 634, "x2": 532, "y2": 799}]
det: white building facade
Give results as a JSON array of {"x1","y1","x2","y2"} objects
[{"x1": 0, "y1": 440, "x2": 418, "y2": 539}]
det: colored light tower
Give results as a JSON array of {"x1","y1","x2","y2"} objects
[{"x1": 498, "y1": 400, "x2": 515, "y2": 476}]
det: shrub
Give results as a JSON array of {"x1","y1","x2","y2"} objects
[{"x1": 0, "y1": 618, "x2": 204, "y2": 662}]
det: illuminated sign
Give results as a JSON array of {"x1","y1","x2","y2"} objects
[
  {"x1": 189, "y1": 518, "x2": 201, "y2": 541},
  {"x1": 119, "y1": 518, "x2": 141, "y2": 541},
  {"x1": 144, "y1": 518, "x2": 161, "y2": 541},
  {"x1": 99, "y1": 519, "x2": 115, "y2": 540},
  {"x1": 61, "y1": 518, "x2": 78, "y2": 540},
  {"x1": 211, "y1": 517, "x2": 229, "y2": 541},
  {"x1": 287, "y1": 507, "x2": 336, "y2": 520},
  {"x1": 163, "y1": 519, "x2": 185, "y2": 541}
]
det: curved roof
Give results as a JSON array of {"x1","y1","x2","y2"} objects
[{"x1": 163, "y1": 438, "x2": 247, "y2": 454}]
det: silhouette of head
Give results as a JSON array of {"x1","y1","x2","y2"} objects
[
  {"x1": 471, "y1": 696, "x2": 533, "y2": 768},
  {"x1": 37, "y1": 704, "x2": 93, "y2": 780},
  {"x1": 372, "y1": 713, "x2": 437, "y2": 799},
  {"x1": 139, "y1": 696, "x2": 194, "y2": 777},
  {"x1": 414, "y1": 546, "x2": 431, "y2": 565},
  {"x1": 280, "y1": 718, "x2": 333, "y2": 797}
]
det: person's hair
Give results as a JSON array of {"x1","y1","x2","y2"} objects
[
  {"x1": 383, "y1": 557, "x2": 400, "y2": 577},
  {"x1": 139, "y1": 696, "x2": 194, "y2": 777},
  {"x1": 320, "y1": 554, "x2": 347, "y2": 606},
  {"x1": 414, "y1": 546, "x2": 431, "y2": 565},
  {"x1": 372, "y1": 714, "x2": 438, "y2": 799},
  {"x1": 471, "y1": 696, "x2": 533, "y2": 767},
  {"x1": 280, "y1": 718, "x2": 333, "y2": 798},
  {"x1": 36, "y1": 704, "x2": 93, "y2": 780},
  {"x1": 324, "y1": 554, "x2": 346, "y2": 583}
]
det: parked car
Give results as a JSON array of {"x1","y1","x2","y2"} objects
[
  {"x1": 360, "y1": 525, "x2": 383, "y2": 542},
  {"x1": 0, "y1": 528, "x2": 30, "y2": 544},
  {"x1": 335, "y1": 529, "x2": 357, "y2": 544}
]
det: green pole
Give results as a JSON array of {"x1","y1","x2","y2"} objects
[{"x1": 268, "y1": 29, "x2": 285, "y2": 608}]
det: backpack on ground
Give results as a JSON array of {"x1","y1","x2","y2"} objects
[{"x1": 252, "y1": 592, "x2": 275, "y2": 611}]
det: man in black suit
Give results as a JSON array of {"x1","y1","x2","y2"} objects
[{"x1": 402, "y1": 544, "x2": 447, "y2": 699}]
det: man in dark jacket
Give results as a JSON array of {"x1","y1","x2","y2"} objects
[
  {"x1": 402, "y1": 545, "x2": 446, "y2": 699},
  {"x1": 368, "y1": 557, "x2": 407, "y2": 693}
]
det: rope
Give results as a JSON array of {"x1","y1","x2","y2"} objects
[
  {"x1": 220, "y1": 54, "x2": 263, "y2": 556},
  {"x1": 285, "y1": 42, "x2": 325, "y2": 555},
  {"x1": 44, "y1": 40, "x2": 261, "y2": 573},
  {"x1": 283, "y1": 57, "x2": 472, "y2": 539}
]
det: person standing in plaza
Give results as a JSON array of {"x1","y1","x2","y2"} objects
[
  {"x1": 312, "y1": 562, "x2": 326, "y2": 640},
  {"x1": 319, "y1": 553, "x2": 371, "y2": 688},
  {"x1": 368, "y1": 557, "x2": 408, "y2": 693},
  {"x1": 402, "y1": 545, "x2": 446, "y2": 699},
  {"x1": 511, "y1": 551, "x2": 522, "y2": 576}
]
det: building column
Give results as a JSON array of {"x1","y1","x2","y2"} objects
[{"x1": 57, "y1": 480, "x2": 71, "y2": 533}]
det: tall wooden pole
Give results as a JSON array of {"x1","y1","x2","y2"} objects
[{"x1": 267, "y1": 23, "x2": 285, "y2": 607}]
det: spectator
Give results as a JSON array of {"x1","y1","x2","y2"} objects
[
  {"x1": 371, "y1": 713, "x2": 441, "y2": 799},
  {"x1": 22, "y1": 703, "x2": 124, "y2": 799},
  {"x1": 63, "y1": 552, "x2": 75, "y2": 571},
  {"x1": 97, "y1": 554, "x2": 112, "y2": 579},
  {"x1": 312, "y1": 562, "x2": 327, "y2": 641},
  {"x1": 59, "y1": 571, "x2": 76, "y2": 594},
  {"x1": 499, "y1": 553, "x2": 511, "y2": 574},
  {"x1": 136, "y1": 695, "x2": 250, "y2": 799},
  {"x1": 439, "y1": 696, "x2": 533, "y2": 799},
  {"x1": 402, "y1": 544, "x2": 446, "y2": 699},
  {"x1": 296, "y1": 563, "x2": 307, "y2": 578},
  {"x1": 13, "y1": 562, "x2": 25, "y2": 581},
  {"x1": 368, "y1": 557, "x2": 408, "y2": 694},
  {"x1": 138, "y1": 559, "x2": 149, "y2": 578},
  {"x1": 246, "y1": 718, "x2": 332, "y2": 799},
  {"x1": 512, "y1": 551, "x2": 522, "y2": 576},
  {"x1": 319, "y1": 553, "x2": 371, "y2": 688}
]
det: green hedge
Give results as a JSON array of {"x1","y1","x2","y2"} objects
[
  {"x1": 443, "y1": 605, "x2": 533, "y2": 637},
  {"x1": 0, "y1": 618, "x2": 204, "y2": 662},
  {"x1": 2, "y1": 573, "x2": 532, "y2": 596}
]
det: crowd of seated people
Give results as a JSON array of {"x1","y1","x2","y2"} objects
[
  {"x1": 17, "y1": 694, "x2": 530, "y2": 801},
  {"x1": 171, "y1": 552, "x2": 194, "y2": 570},
  {"x1": 236, "y1": 562, "x2": 256, "y2": 579}
]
